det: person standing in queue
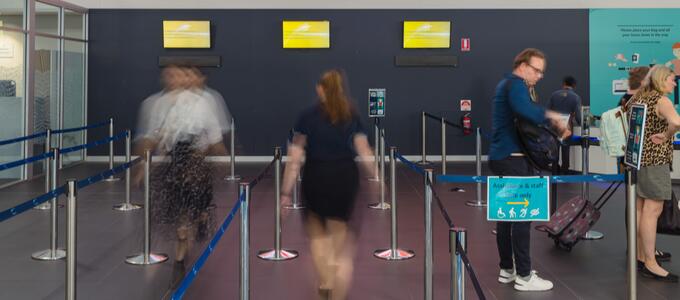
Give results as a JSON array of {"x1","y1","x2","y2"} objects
[
  {"x1": 280, "y1": 69, "x2": 376, "y2": 300},
  {"x1": 630, "y1": 65, "x2": 679, "y2": 282},
  {"x1": 489, "y1": 48, "x2": 570, "y2": 291}
]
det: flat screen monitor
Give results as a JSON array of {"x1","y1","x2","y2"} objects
[
  {"x1": 163, "y1": 20, "x2": 211, "y2": 48},
  {"x1": 282, "y1": 21, "x2": 330, "y2": 49},
  {"x1": 403, "y1": 21, "x2": 451, "y2": 49}
]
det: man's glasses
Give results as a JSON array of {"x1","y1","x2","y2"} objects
[{"x1": 526, "y1": 63, "x2": 544, "y2": 76}]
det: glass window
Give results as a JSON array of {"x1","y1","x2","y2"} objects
[
  {"x1": 35, "y1": 2, "x2": 59, "y2": 35},
  {"x1": 33, "y1": 36, "x2": 60, "y2": 175},
  {"x1": 64, "y1": 10, "x2": 83, "y2": 39},
  {"x1": 0, "y1": 30, "x2": 25, "y2": 183},
  {"x1": 0, "y1": 0, "x2": 24, "y2": 30},
  {"x1": 62, "y1": 41, "x2": 85, "y2": 165}
]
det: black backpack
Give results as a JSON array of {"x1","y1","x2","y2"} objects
[{"x1": 515, "y1": 117, "x2": 560, "y2": 171}]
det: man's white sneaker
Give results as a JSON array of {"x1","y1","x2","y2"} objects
[
  {"x1": 513, "y1": 271, "x2": 553, "y2": 291},
  {"x1": 498, "y1": 269, "x2": 516, "y2": 284}
]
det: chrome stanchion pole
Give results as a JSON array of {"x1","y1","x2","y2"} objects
[
  {"x1": 450, "y1": 227, "x2": 467, "y2": 300},
  {"x1": 467, "y1": 127, "x2": 487, "y2": 207},
  {"x1": 369, "y1": 118, "x2": 380, "y2": 181},
  {"x1": 626, "y1": 169, "x2": 637, "y2": 300},
  {"x1": 125, "y1": 150, "x2": 168, "y2": 265},
  {"x1": 284, "y1": 173, "x2": 304, "y2": 209},
  {"x1": 225, "y1": 118, "x2": 241, "y2": 181},
  {"x1": 240, "y1": 183, "x2": 250, "y2": 300},
  {"x1": 370, "y1": 129, "x2": 390, "y2": 209},
  {"x1": 374, "y1": 147, "x2": 414, "y2": 260},
  {"x1": 35, "y1": 130, "x2": 53, "y2": 210},
  {"x1": 417, "y1": 111, "x2": 431, "y2": 165},
  {"x1": 32, "y1": 148, "x2": 66, "y2": 261},
  {"x1": 441, "y1": 117, "x2": 447, "y2": 174},
  {"x1": 424, "y1": 169, "x2": 434, "y2": 300},
  {"x1": 104, "y1": 118, "x2": 120, "y2": 182},
  {"x1": 66, "y1": 179, "x2": 77, "y2": 300},
  {"x1": 114, "y1": 130, "x2": 141, "y2": 211},
  {"x1": 582, "y1": 126, "x2": 604, "y2": 240},
  {"x1": 258, "y1": 147, "x2": 298, "y2": 261}
]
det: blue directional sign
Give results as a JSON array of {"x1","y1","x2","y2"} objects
[{"x1": 487, "y1": 176, "x2": 550, "y2": 222}]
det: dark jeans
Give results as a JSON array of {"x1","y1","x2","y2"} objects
[
  {"x1": 560, "y1": 145, "x2": 570, "y2": 173},
  {"x1": 489, "y1": 156, "x2": 535, "y2": 277}
]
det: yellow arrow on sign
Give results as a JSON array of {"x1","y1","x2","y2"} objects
[{"x1": 506, "y1": 198, "x2": 530, "y2": 207}]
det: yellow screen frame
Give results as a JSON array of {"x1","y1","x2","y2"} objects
[
  {"x1": 163, "y1": 20, "x2": 211, "y2": 49},
  {"x1": 403, "y1": 21, "x2": 451, "y2": 49},
  {"x1": 282, "y1": 21, "x2": 330, "y2": 49}
]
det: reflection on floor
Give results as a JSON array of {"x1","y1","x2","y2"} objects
[{"x1": 0, "y1": 162, "x2": 678, "y2": 299}]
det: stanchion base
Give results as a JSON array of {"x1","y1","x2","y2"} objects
[
  {"x1": 465, "y1": 201, "x2": 488, "y2": 207},
  {"x1": 257, "y1": 249, "x2": 299, "y2": 261},
  {"x1": 225, "y1": 175, "x2": 242, "y2": 181},
  {"x1": 283, "y1": 204, "x2": 305, "y2": 210},
  {"x1": 373, "y1": 248, "x2": 415, "y2": 260},
  {"x1": 582, "y1": 230, "x2": 605, "y2": 240},
  {"x1": 416, "y1": 160, "x2": 433, "y2": 166},
  {"x1": 103, "y1": 177, "x2": 121, "y2": 182},
  {"x1": 113, "y1": 203, "x2": 143, "y2": 211},
  {"x1": 125, "y1": 253, "x2": 169, "y2": 265},
  {"x1": 31, "y1": 249, "x2": 66, "y2": 261},
  {"x1": 368, "y1": 202, "x2": 391, "y2": 210}
]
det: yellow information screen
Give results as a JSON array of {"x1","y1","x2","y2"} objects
[
  {"x1": 403, "y1": 21, "x2": 451, "y2": 49},
  {"x1": 163, "y1": 21, "x2": 211, "y2": 48},
  {"x1": 282, "y1": 21, "x2": 330, "y2": 49}
]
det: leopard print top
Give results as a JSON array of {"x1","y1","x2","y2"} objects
[{"x1": 631, "y1": 90, "x2": 673, "y2": 167}]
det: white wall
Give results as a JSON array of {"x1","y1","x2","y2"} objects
[{"x1": 63, "y1": 0, "x2": 680, "y2": 9}]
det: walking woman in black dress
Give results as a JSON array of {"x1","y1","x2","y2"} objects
[{"x1": 281, "y1": 70, "x2": 376, "y2": 300}]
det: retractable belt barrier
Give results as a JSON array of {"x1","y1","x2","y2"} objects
[
  {"x1": 0, "y1": 156, "x2": 143, "y2": 224},
  {"x1": 0, "y1": 151, "x2": 54, "y2": 171},
  {"x1": 0, "y1": 120, "x2": 109, "y2": 146},
  {"x1": 60, "y1": 131, "x2": 128, "y2": 155},
  {"x1": 436, "y1": 174, "x2": 624, "y2": 184},
  {"x1": 172, "y1": 193, "x2": 244, "y2": 300},
  {"x1": 170, "y1": 153, "x2": 280, "y2": 300}
]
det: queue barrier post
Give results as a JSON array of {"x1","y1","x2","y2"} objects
[
  {"x1": 374, "y1": 146, "x2": 414, "y2": 260},
  {"x1": 32, "y1": 147, "x2": 66, "y2": 261},
  {"x1": 467, "y1": 127, "x2": 487, "y2": 207},
  {"x1": 240, "y1": 183, "x2": 250, "y2": 300},
  {"x1": 369, "y1": 128, "x2": 390, "y2": 210},
  {"x1": 113, "y1": 130, "x2": 141, "y2": 211},
  {"x1": 66, "y1": 179, "x2": 77, "y2": 300},
  {"x1": 125, "y1": 150, "x2": 168, "y2": 265},
  {"x1": 35, "y1": 129, "x2": 53, "y2": 210},
  {"x1": 225, "y1": 118, "x2": 241, "y2": 181},
  {"x1": 450, "y1": 227, "x2": 467, "y2": 300},
  {"x1": 257, "y1": 147, "x2": 298, "y2": 261}
]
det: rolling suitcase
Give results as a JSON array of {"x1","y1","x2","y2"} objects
[{"x1": 535, "y1": 181, "x2": 622, "y2": 251}]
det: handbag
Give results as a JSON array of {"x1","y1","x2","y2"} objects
[{"x1": 657, "y1": 191, "x2": 680, "y2": 235}]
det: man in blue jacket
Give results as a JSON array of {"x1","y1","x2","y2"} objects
[{"x1": 490, "y1": 48, "x2": 570, "y2": 292}]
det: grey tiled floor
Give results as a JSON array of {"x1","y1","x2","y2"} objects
[{"x1": 0, "y1": 162, "x2": 679, "y2": 299}]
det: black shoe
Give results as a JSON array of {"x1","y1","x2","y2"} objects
[
  {"x1": 656, "y1": 249, "x2": 672, "y2": 262},
  {"x1": 640, "y1": 266, "x2": 679, "y2": 283},
  {"x1": 637, "y1": 260, "x2": 644, "y2": 271},
  {"x1": 317, "y1": 287, "x2": 331, "y2": 300},
  {"x1": 171, "y1": 260, "x2": 187, "y2": 290}
]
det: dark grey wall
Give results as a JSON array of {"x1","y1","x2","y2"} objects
[{"x1": 88, "y1": 9, "x2": 589, "y2": 156}]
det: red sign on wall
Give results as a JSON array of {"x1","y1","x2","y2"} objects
[{"x1": 461, "y1": 38, "x2": 471, "y2": 52}]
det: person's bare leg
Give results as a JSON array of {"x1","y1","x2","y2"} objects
[
  {"x1": 176, "y1": 225, "x2": 189, "y2": 262},
  {"x1": 327, "y1": 218, "x2": 354, "y2": 300},
  {"x1": 306, "y1": 213, "x2": 333, "y2": 291},
  {"x1": 639, "y1": 199, "x2": 667, "y2": 275},
  {"x1": 636, "y1": 197, "x2": 645, "y2": 262}
]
